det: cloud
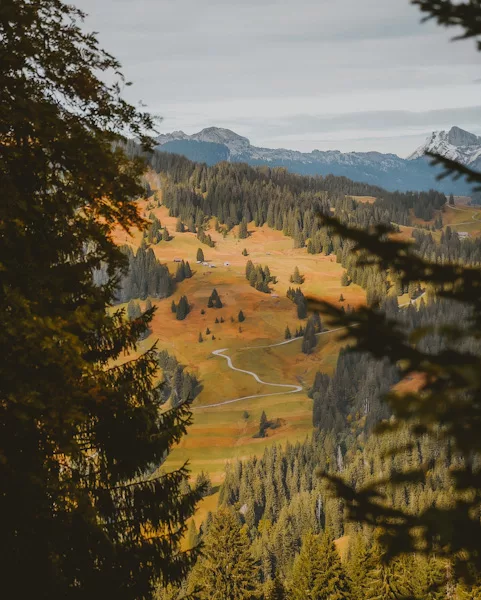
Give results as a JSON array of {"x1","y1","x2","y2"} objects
[
  {"x1": 75, "y1": 0, "x2": 481, "y2": 155},
  {"x1": 252, "y1": 106, "x2": 481, "y2": 137}
]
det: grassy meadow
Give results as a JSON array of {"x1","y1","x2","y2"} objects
[{"x1": 112, "y1": 192, "x2": 364, "y2": 491}]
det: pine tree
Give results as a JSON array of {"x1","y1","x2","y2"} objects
[
  {"x1": 449, "y1": 193, "x2": 455, "y2": 206},
  {"x1": 414, "y1": 556, "x2": 446, "y2": 600},
  {"x1": 238, "y1": 219, "x2": 249, "y2": 239},
  {"x1": 198, "y1": 332, "x2": 203, "y2": 343},
  {"x1": 346, "y1": 534, "x2": 370, "y2": 600},
  {"x1": 290, "y1": 532, "x2": 326, "y2": 600},
  {"x1": 238, "y1": 310, "x2": 245, "y2": 322},
  {"x1": 290, "y1": 266, "x2": 303, "y2": 284},
  {"x1": 245, "y1": 260, "x2": 254, "y2": 280},
  {"x1": 184, "y1": 261, "x2": 192, "y2": 278},
  {"x1": 341, "y1": 272, "x2": 350, "y2": 286},
  {"x1": 297, "y1": 296, "x2": 307, "y2": 319},
  {"x1": 320, "y1": 3, "x2": 481, "y2": 571},
  {"x1": 259, "y1": 411, "x2": 268, "y2": 437},
  {"x1": 311, "y1": 311, "x2": 322, "y2": 333},
  {"x1": 0, "y1": 1, "x2": 200, "y2": 596},
  {"x1": 301, "y1": 319, "x2": 317, "y2": 355},
  {"x1": 127, "y1": 299, "x2": 142, "y2": 321},
  {"x1": 171, "y1": 300, "x2": 177, "y2": 313},
  {"x1": 242, "y1": 248, "x2": 249, "y2": 256},
  {"x1": 317, "y1": 530, "x2": 351, "y2": 600},
  {"x1": 176, "y1": 296, "x2": 190, "y2": 321},
  {"x1": 192, "y1": 508, "x2": 259, "y2": 600},
  {"x1": 215, "y1": 317, "x2": 219, "y2": 324},
  {"x1": 206, "y1": 328, "x2": 211, "y2": 335},
  {"x1": 208, "y1": 289, "x2": 223, "y2": 309},
  {"x1": 264, "y1": 576, "x2": 286, "y2": 600},
  {"x1": 285, "y1": 325, "x2": 292, "y2": 340},
  {"x1": 195, "y1": 471, "x2": 213, "y2": 498},
  {"x1": 175, "y1": 218, "x2": 184, "y2": 232},
  {"x1": 162, "y1": 227, "x2": 170, "y2": 241},
  {"x1": 339, "y1": 293, "x2": 345, "y2": 302},
  {"x1": 362, "y1": 545, "x2": 413, "y2": 600},
  {"x1": 197, "y1": 248, "x2": 205, "y2": 262},
  {"x1": 187, "y1": 520, "x2": 200, "y2": 550},
  {"x1": 175, "y1": 261, "x2": 186, "y2": 282}
]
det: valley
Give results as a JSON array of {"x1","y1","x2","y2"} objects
[
  {"x1": 9, "y1": 0, "x2": 481, "y2": 596},
  {"x1": 114, "y1": 172, "x2": 481, "y2": 521},
  {"x1": 115, "y1": 194, "x2": 361, "y2": 487}
]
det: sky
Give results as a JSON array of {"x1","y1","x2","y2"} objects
[{"x1": 76, "y1": 0, "x2": 480, "y2": 157}]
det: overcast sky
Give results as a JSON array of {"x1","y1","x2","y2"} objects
[{"x1": 76, "y1": 0, "x2": 480, "y2": 157}]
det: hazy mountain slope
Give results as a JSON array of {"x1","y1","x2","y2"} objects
[{"x1": 155, "y1": 126, "x2": 479, "y2": 194}]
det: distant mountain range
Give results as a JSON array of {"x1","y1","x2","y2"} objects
[{"x1": 155, "y1": 126, "x2": 481, "y2": 194}]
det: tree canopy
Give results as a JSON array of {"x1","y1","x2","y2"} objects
[
  {"x1": 0, "y1": 1, "x2": 200, "y2": 597},
  {"x1": 314, "y1": 0, "x2": 481, "y2": 581}
]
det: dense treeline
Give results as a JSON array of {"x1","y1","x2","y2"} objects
[
  {"x1": 157, "y1": 350, "x2": 201, "y2": 407},
  {"x1": 413, "y1": 226, "x2": 481, "y2": 265},
  {"x1": 120, "y1": 144, "x2": 480, "y2": 316},
  {"x1": 286, "y1": 287, "x2": 308, "y2": 319},
  {"x1": 174, "y1": 297, "x2": 480, "y2": 599},
  {"x1": 115, "y1": 245, "x2": 174, "y2": 303},
  {"x1": 120, "y1": 141, "x2": 481, "y2": 600},
  {"x1": 311, "y1": 296, "x2": 478, "y2": 431},
  {"x1": 122, "y1": 141, "x2": 448, "y2": 233},
  {"x1": 310, "y1": 348, "x2": 395, "y2": 431},
  {"x1": 138, "y1": 148, "x2": 466, "y2": 306},
  {"x1": 175, "y1": 260, "x2": 192, "y2": 282},
  {"x1": 173, "y1": 424, "x2": 470, "y2": 599}
]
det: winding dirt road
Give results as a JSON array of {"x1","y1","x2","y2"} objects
[
  {"x1": 444, "y1": 202, "x2": 481, "y2": 226},
  {"x1": 195, "y1": 327, "x2": 346, "y2": 410},
  {"x1": 195, "y1": 297, "x2": 422, "y2": 410}
]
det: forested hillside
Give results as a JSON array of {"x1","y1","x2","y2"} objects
[
  {"x1": 136, "y1": 143, "x2": 481, "y2": 599},
  {"x1": 124, "y1": 144, "x2": 481, "y2": 310},
  {"x1": 159, "y1": 291, "x2": 480, "y2": 598},
  {"x1": 9, "y1": 0, "x2": 481, "y2": 598}
]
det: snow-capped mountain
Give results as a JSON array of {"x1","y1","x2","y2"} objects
[
  {"x1": 155, "y1": 126, "x2": 479, "y2": 194},
  {"x1": 407, "y1": 126, "x2": 481, "y2": 169}
]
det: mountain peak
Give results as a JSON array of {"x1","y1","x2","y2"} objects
[
  {"x1": 155, "y1": 127, "x2": 251, "y2": 156},
  {"x1": 192, "y1": 127, "x2": 250, "y2": 151},
  {"x1": 407, "y1": 126, "x2": 481, "y2": 165},
  {"x1": 447, "y1": 126, "x2": 481, "y2": 147}
]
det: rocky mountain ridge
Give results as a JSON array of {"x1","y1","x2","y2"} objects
[{"x1": 155, "y1": 126, "x2": 481, "y2": 194}]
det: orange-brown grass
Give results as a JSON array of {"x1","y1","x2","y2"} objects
[
  {"x1": 334, "y1": 535, "x2": 350, "y2": 561},
  {"x1": 393, "y1": 372, "x2": 426, "y2": 395},
  {"x1": 111, "y1": 193, "x2": 365, "y2": 485},
  {"x1": 392, "y1": 225, "x2": 415, "y2": 242},
  {"x1": 441, "y1": 203, "x2": 481, "y2": 237},
  {"x1": 349, "y1": 195, "x2": 377, "y2": 204}
]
